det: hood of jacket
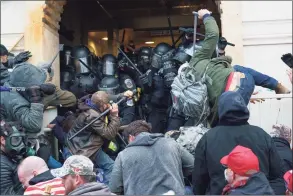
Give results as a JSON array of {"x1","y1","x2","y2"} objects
[
  {"x1": 68, "y1": 182, "x2": 113, "y2": 195},
  {"x1": 9, "y1": 63, "x2": 47, "y2": 88},
  {"x1": 29, "y1": 170, "x2": 55, "y2": 185},
  {"x1": 127, "y1": 132, "x2": 164, "y2": 148},
  {"x1": 230, "y1": 172, "x2": 275, "y2": 195},
  {"x1": 218, "y1": 91, "x2": 250, "y2": 126}
]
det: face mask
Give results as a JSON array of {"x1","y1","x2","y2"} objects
[
  {"x1": 224, "y1": 168, "x2": 234, "y2": 184},
  {"x1": 5, "y1": 126, "x2": 26, "y2": 162}
]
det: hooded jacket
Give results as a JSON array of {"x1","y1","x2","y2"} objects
[
  {"x1": 225, "y1": 172, "x2": 275, "y2": 195},
  {"x1": 109, "y1": 132, "x2": 194, "y2": 195},
  {"x1": 68, "y1": 182, "x2": 114, "y2": 195},
  {"x1": 0, "y1": 63, "x2": 46, "y2": 133},
  {"x1": 192, "y1": 91, "x2": 286, "y2": 195},
  {"x1": 272, "y1": 137, "x2": 293, "y2": 171},
  {"x1": 66, "y1": 95, "x2": 120, "y2": 158}
]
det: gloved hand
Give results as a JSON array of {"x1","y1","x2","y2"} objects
[
  {"x1": 25, "y1": 86, "x2": 43, "y2": 103},
  {"x1": 139, "y1": 70, "x2": 152, "y2": 86},
  {"x1": 281, "y1": 53, "x2": 293, "y2": 68},
  {"x1": 218, "y1": 37, "x2": 228, "y2": 51},
  {"x1": 14, "y1": 51, "x2": 32, "y2": 64},
  {"x1": 40, "y1": 83, "x2": 56, "y2": 95}
]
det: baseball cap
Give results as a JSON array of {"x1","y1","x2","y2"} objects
[
  {"x1": 220, "y1": 145, "x2": 260, "y2": 176},
  {"x1": 284, "y1": 170, "x2": 293, "y2": 192},
  {"x1": 51, "y1": 155, "x2": 95, "y2": 178},
  {"x1": 0, "y1": 44, "x2": 14, "y2": 57}
]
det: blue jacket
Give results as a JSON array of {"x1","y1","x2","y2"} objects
[{"x1": 227, "y1": 172, "x2": 274, "y2": 195}]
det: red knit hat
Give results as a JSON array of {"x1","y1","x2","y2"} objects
[
  {"x1": 220, "y1": 145, "x2": 260, "y2": 176},
  {"x1": 284, "y1": 170, "x2": 293, "y2": 192}
]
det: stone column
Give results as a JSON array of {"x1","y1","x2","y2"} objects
[
  {"x1": 220, "y1": 1, "x2": 244, "y2": 65},
  {"x1": 24, "y1": 0, "x2": 66, "y2": 87}
]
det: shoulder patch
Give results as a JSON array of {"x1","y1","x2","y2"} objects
[{"x1": 124, "y1": 78, "x2": 134, "y2": 89}]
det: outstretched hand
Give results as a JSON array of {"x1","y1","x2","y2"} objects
[
  {"x1": 249, "y1": 91, "x2": 265, "y2": 104},
  {"x1": 14, "y1": 51, "x2": 32, "y2": 64}
]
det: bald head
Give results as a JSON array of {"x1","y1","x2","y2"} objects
[{"x1": 18, "y1": 156, "x2": 49, "y2": 188}]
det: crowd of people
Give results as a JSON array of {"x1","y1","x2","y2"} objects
[{"x1": 1, "y1": 9, "x2": 292, "y2": 195}]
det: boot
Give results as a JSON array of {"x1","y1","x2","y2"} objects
[{"x1": 275, "y1": 83, "x2": 291, "y2": 94}]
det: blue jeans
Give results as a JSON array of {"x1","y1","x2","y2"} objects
[
  {"x1": 94, "y1": 149, "x2": 114, "y2": 185},
  {"x1": 233, "y1": 65, "x2": 278, "y2": 105}
]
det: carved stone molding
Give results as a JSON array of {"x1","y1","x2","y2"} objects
[{"x1": 42, "y1": 0, "x2": 67, "y2": 33}]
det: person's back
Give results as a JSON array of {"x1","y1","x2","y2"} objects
[
  {"x1": 192, "y1": 92, "x2": 285, "y2": 195},
  {"x1": 110, "y1": 120, "x2": 194, "y2": 195}
]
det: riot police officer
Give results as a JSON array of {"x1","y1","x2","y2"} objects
[
  {"x1": 99, "y1": 54, "x2": 136, "y2": 126},
  {"x1": 140, "y1": 42, "x2": 178, "y2": 133},
  {"x1": 69, "y1": 45, "x2": 100, "y2": 99}
]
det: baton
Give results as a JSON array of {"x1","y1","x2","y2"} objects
[
  {"x1": 68, "y1": 97, "x2": 126, "y2": 140},
  {"x1": 117, "y1": 47, "x2": 143, "y2": 76},
  {"x1": 192, "y1": 12, "x2": 198, "y2": 56}
]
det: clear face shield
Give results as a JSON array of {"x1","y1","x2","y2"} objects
[
  {"x1": 74, "y1": 57, "x2": 91, "y2": 74},
  {"x1": 102, "y1": 61, "x2": 116, "y2": 76}
]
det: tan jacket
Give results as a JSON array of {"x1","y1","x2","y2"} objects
[{"x1": 66, "y1": 101, "x2": 120, "y2": 158}]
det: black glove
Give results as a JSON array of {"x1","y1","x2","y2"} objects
[
  {"x1": 281, "y1": 53, "x2": 293, "y2": 68},
  {"x1": 14, "y1": 51, "x2": 32, "y2": 64},
  {"x1": 218, "y1": 37, "x2": 228, "y2": 51},
  {"x1": 40, "y1": 83, "x2": 56, "y2": 95},
  {"x1": 25, "y1": 86, "x2": 43, "y2": 103}
]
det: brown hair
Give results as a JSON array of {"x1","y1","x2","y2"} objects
[
  {"x1": 123, "y1": 120, "x2": 152, "y2": 138},
  {"x1": 91, "y1": 91, "x2": 110, "y2": 107}
]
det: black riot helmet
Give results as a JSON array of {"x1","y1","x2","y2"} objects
[
  {"x1": 71, "y1": 45, "x2": 93, "y2": 74},
  {"x1": 98, "y1": 76, "x2": 120, "y2": 95},
  {"x1": 102, "y1": 54, "x2": 118, "y2": 76},
  {"x1": 138, "y1": 46, "x2": 152, "y2": 72},
  {"x1": 153, "y1": 42, "x2": 172, "y2": 56}
]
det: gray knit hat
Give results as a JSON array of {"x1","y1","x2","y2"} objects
[{"x1": 9, "y1": 63, "x2": 47, "y2": 88}]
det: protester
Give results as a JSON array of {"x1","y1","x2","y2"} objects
[
  {"x1": 0, "y1": 121, "x2": 25, "y2": 195},
  {"x1": 270, "y1": 124, "x2": 293, "y2": 171},
  {"x1": 18, "y1": 156, "x2": 65, "y2": 195},
  {"x1": 220, "y1": 145, "x2": 274, "y2": 195},
  {"x1": 0, "y1": 63, "x2": 76, "y2": 133},
  {"x1": 188, "y1": 9, "x2": 290, "y2": 127},
  {"x1": 192, "y1": 91, "x2": 286, "y2": 195},
  {"x1": 66, "y1": 91, "x2": 120, "y2": 184},
  {"x1": 109, "y1": 120, "x2": 194, "y2": 195},
  {"x1": 51, "y1": 155, "x2": 113, "y2": 195},
  {"x1": 284, "y1": 170, "x2": 293, "y2": 195}
]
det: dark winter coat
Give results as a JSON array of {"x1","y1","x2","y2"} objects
[
  {"x1": 272, "y1": 137, "x2": 293, "y2": 171},
  {"x1": 225, "y1": 172, "x2": 275, "y2": 195},
  {"x1": 192, "y1": 91, "x2": 286, "y2": 195},
  {"x1": 0, "y1": 152, "x2": 24, "y2": 195},
  {"x1": 68, "y1": 182, "x2": 114, "y2": 195},
  {"x1": 109, "y1": 132, "x2": 194, "y2": 195}
]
